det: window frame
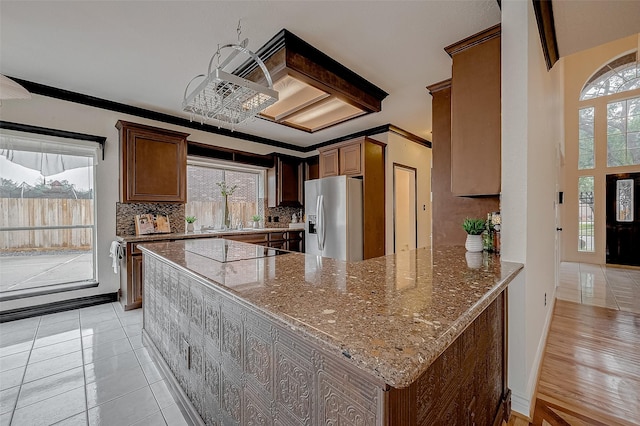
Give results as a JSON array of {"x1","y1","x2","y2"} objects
[
  {"x1": 186, "y1": 157, "x2": 265, "y2": 229},
  {"x1": 0, "y1": 124, "x2": 102, "y2": 299}
]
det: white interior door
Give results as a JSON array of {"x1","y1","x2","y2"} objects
[{"x1": 394, "y1": 165, "x2": 417, "y2": 252}]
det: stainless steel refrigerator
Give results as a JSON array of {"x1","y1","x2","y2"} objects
[{"x1": 305, "y1": 175, "x2": 363, "y2": 261}]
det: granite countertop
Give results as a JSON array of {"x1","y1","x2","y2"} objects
[
  {"x1": 139, "y1": 239, "x2": 523, "y2": 389},
  {"x1": 116, "y1": 227, "x2": 303, "y2": 243}
]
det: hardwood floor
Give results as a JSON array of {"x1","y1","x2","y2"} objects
[{"x1": 533, "y1": 299, "x2": 640, "y2": 425}]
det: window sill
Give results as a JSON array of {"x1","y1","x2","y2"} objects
[{"x1": 0, "y1": 280, "x2": 99, "y2": 302}]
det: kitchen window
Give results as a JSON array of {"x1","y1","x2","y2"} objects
[
  {"x1": 186, "y1": 161, "x2": 263, "y2": 229},
  {"x1": 0, "y1": 128, "x2": 99, "y2": 296}
]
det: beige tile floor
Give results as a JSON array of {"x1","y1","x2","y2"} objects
[
  {"x1": 557, "y1": 262, "x2": 640, "y2": 313},
  {"x1": 0, "y1": 303, "x2": 191, "y2": 426}
]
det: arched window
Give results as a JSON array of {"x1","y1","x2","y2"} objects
[
  {"x1": 580, "y1": 52, "x2": 640, "y2": 100},
  {"x1": 576, "y1": 50, "x2": 640, "y2": 254}
]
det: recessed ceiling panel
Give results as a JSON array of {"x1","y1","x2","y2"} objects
[
  {"x1": 284, "y1": 97, "x2": 365, "y2": 132},
  {"x1": 260, "y1": 75, "x2": 329, "y2": 121}
]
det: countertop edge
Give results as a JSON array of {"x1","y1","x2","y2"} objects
[{"x1": 399, "y1": 261, "x2": 523, "y2": 387}]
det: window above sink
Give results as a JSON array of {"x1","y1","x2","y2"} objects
[{"x1": 186, "y1": 159, "x2": 264, "y2": 231}]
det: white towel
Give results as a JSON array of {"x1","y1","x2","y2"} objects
[{"x1": 109, "y1": 241, "x2": 123, "y2": 274}]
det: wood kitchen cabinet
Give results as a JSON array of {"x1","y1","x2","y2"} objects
[
  {"x1": 120, "y1": 241, "x2": 154, "y2": 310},
  {"x1": 445, "y1": 24, "x2": 501, "y2": 196},
  {"x1": 304, "y1": 155, "x2": 319, "y2": 181},
  {"x1": 116, "y1": 120, "x2": 189, "y2": 203},
  {"x1": 285, "y1": 230, "x2": 304, "y2": 252},
  {"x1": 267, "y1": 155, "x2": 303, "y2": 207},
  {"x1": 319, "y1": 148, "x2": 339, "y2": 177},
  {"x1": 317, "y1": 137, "x2": 386, "y2": 258},
  {"x1": 319, "y1": 142, "x2": 363, "y2": 178}
]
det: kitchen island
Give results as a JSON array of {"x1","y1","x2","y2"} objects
[
  {"x1": 139, "y1": 238, "x2": 522, "y2": 425},
  {"x1": 116, "y1": 227, "x2": 304, "y2": 310}
]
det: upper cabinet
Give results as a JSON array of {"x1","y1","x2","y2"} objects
[
  {"x1": 318, "y1": 138, "x2": 371, "y2": 179},
  {"x1": 267, "y1": 155, "x2": 303, "y2": 208},
  {"x1": 319, "y1": 148, "x2": 339, "y2": 177},
  {"x1": 304, "y1": 155, "x2": 320, "y2": 181},
  {"x1": 445, "y1": 24, "x2": 501, "y2": 196},
  {"x1": 116, "y1": 121, "x2": 189, "y2": 203}
]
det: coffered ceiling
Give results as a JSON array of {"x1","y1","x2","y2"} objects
[{"x1": 0, "y1": 1, "x2": 501, "y2": 147}]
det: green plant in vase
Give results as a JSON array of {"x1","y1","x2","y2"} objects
[
  {"x1": 462, "y1": 217, "x2": 485, "y2": 252},
  {"x1": 185, "y1": 216, "x2": 197, "y2": 232},
  {"x1": 216, "y1": 181, "x2": 238, "y2": 229},
  {"x1": 251, "y1": 215, "x2": 261, "y2": 228}
]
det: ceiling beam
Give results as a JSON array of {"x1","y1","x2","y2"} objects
[{"x1": 532, "y1": 0, "x2": 560, "y2": 70}]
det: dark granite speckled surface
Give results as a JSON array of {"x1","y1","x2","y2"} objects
[{"x1": 139, "y1": 239, "x2": 522, "y2": 388}]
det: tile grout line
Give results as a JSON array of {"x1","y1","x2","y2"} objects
[
  {"x1": 9, "y1": 315, "x2": 42, "y2": 425},
  {"x1": 600, "y1": 263, "x2": 622, "y2": 311},
  {"x1": 80, "y1": 309, "x2": 90, "y2": 426}
]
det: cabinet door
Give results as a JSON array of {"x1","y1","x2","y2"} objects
[
  {"x1": 339, "y1": 143, "x2": 362, "y2": 176},
  {"x1": 449, "y1": 30, "x2": 501, "y2": 196},
  {"x1": 305, "y1": 156, "x2": 320, "y2": 181},
  {"x1": 225, "y1": 233, "x2": 269, "y2": 244},
  {"x1": 131, "y1": 254, "x2": 143, "y2": 307},
  {"x1": 269, "y1": 240, "x2": 287, "y2": 250},
  {"x1": 277, "y1": 157, "x2": 303, "y2": 207},
  {"x1": 286, "y1": 231, "x2": 304, "y2": 252},
  {"x1": 319, "y1": 149, "x2": 339, "y2": 178},
  {"x1": 117, "y1": 121, "x2": 189, "y2": 203}
]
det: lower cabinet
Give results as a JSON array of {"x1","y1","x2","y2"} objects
[
  {"x1": 120, "y1": 242, "x2": 151, "y2": 311},
  {"x1": 286, "y1": 230, "x2": 304, "y2": 252},
  {"x1": 120, "y1": 231, "x2": 305, "y2": 310}
]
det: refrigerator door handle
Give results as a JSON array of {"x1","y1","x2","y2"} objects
[{"x1": 317, "y1": 195, "x2": 325, "y2": 251}]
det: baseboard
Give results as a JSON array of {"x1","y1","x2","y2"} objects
[
  {"x1": 142, "y1": 330, "x2": 204, "y2": 426},
  {"x1": 0, "y1": 292, "x2": 118, "y2": 322},
  {"x1": 511, "y1": 294, "x2": 557, "y2": 417},
  {"x1": 510, "y1": 410, "x2": 532, "y2": 424}
]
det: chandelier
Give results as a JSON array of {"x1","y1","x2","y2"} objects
[{"x1": 183, "y1": 30, "x2": 278, "y2": 128}]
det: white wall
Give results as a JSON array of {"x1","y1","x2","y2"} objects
[
  {"x1": 377, "y1": 132, "x2": 432, "y2": 254},
  {"x1": 0, "y1": 94, "x2": 306, "y2": 311},
  {"x1": 502, "y1": 0, "x2": 564, "y2": 416}
]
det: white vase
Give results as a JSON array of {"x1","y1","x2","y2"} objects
[
  {"x1": 465, "y1": 234, "x2": 483, "y2": 252},
  {"x1": 186, "y1": 223, "x2": 194, "y2": 233}
]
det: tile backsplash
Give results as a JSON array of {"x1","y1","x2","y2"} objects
[
  {"x1": 265, "y1": 205, "x2": 304, "y2": 228},
  {"x1": 116, "y1": 202, "x2": 185, "y2": 236}
]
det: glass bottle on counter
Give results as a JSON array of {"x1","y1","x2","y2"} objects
[{"x1": 483, "y1": 213, "x2": 494, "y2": 252}]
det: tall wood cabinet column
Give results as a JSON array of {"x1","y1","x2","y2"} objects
[
  {"x1": 428, "y1": 80, "x2": 499, "y2": 246},
  {"x1": 445, "y1": 24, "x2": 501, "y2": 196}
]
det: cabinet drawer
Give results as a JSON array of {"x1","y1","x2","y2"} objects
[
  {"x1": 269, "y1": 232, "x2": 286, "y2": 242},
  {"x1": 269, "y1": 240, "x2": 287, "y2": 250},
  {"x1": 131, "y1": 240, "x2": 171, "y2": 254},
  {"x1": 225, "y1": 233, "x2": 269, "y2": 243},
  {"x1": 130, "y1": 243, "x2": 142, "y2": 255}
]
